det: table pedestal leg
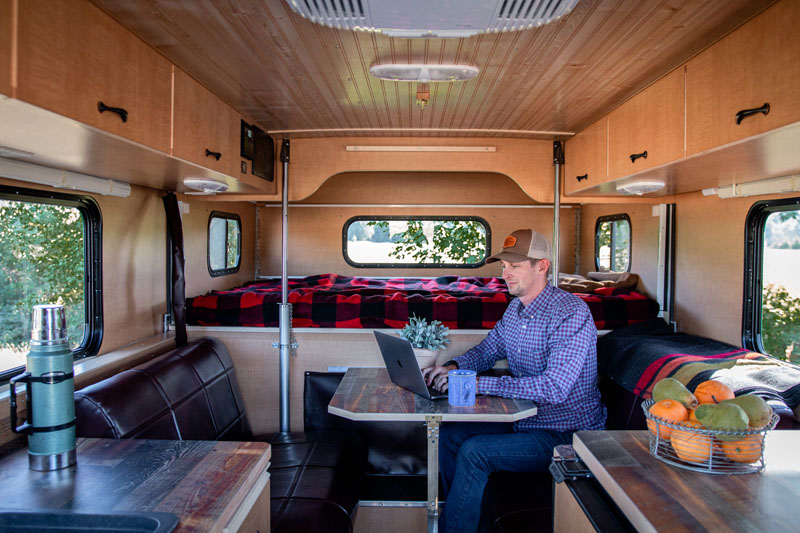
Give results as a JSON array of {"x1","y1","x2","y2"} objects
[{"x1": 426, "y1": 415, "x2": 442, "y2": 533}]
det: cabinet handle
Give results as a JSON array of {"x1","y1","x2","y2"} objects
[
  {"x1": 576, "y1": 174, "x2": 588, "y2": 182},
  {"x1": 735, "y1": 103, "x2": 770, "y2": 125},
  {"x1": 205, "y1": 149, "x2": 222, "y2": 161},
  {"x1": 97, "y1": 101, "x2": 128, "y2": 123},
  {"x1": 629, "y1": 151, "x2": 648, "y2": 163}
]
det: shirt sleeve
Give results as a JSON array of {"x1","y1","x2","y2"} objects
[
  {"x1": 476, "y1": 304, "x2": 595, "y2": 403},
  {"x1": 453, "y1": 313, "x2": 508, "y2": 373}
]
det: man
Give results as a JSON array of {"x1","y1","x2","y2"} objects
[{"x1": 422, "y1": 228, "x2": 606, "y2": 533}]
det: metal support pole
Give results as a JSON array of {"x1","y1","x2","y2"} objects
[
  {"x1": 552, "y1": 141, "x2": 564, "y2": 285},
  {"x1": 278, "y1": 139, "x2": 291, "y2": 434},
  {"x1": 425, "y1": 415, "x2": 441, "y2": 533}
]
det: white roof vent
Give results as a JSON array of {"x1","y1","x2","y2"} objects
[{"x1": 285, "y1": 0, "x2": 580, "y2": 37}]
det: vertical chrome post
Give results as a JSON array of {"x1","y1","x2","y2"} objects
[
  {"x1": 425, "y1": 415, "x2": 441, "y2": 533},
  {"x1": 279, "y1": 139, "x2": 291, "y2": 434},
  {"x1": 552, "y1": 141, "x2": 565, "y2": 285}
]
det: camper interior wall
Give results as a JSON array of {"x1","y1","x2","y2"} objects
[
  {"x1": 673, "y1": 189, "x2": 798, "y2": 345},
  {"x1": 579, "y1": 203, "x2": 661, "y2": 298}
]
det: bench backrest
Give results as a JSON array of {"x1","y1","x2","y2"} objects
[{"x1": 75, "y1": 337, "x2": 252, "y2": 441}]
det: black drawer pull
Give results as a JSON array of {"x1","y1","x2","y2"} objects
[
  {"x1": 97, "y1": 101, "x2": 128, "y2": 123},
  {"x1": 205, "y1": 149, "x2": 222, "y2": 161},
  {"x1": 735, "y1": 102, "x2": 770, "y2": 125},
  {"x1": 629, "y1": 151, "x2": 648, "y2": 163},
  {"x1": 576, "y1": 174, "x2": 588, "y2": 182}
]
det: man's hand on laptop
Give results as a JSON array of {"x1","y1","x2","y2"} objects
[{"x1": 422, "y1": 362, "x2": 458, "y2": 392}]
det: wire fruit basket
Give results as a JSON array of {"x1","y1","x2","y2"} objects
[{"x1": 641, "y1": 399, "x2": 779, "y2": 474}]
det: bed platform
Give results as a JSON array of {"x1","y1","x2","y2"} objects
[{"x1": 186, "y1": 274, "x2": 660, "y2": 330}]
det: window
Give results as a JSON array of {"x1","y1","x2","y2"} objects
[
  {"x1": 343, "y1": 216, "x2": 490, "y2": 268},
  {"x1": 0, "y1": 185, "x2": 102, "y2": 380},
  {"x1": 595, "y1": 214, "x2": 631, "y2": 272},
  {"x1": 208, "y1": 212, "x2": 241, "y2": 276},
  {"x1": 744, "y1": 198, "x2": 800, "y2": 362}
]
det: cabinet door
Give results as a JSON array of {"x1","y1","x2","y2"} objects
[
  {"x1": 0, "y1": 0, "x2": 11, "y2": 96},
  {"x1": 607, "y1": 68, "x2": 684, "y2": 180},
  {"x1": 564, "y1": 117, "x2": 607, "y2": 195},
  {"x1": 173, "y1": 68, "x2": 242, "y2": 178},
  {"x1": 685, "y1": 0, "x2": 800, "y2": 156},
  {"x1": 16, "y1": 1, "x2": 172, "y2": 152}
]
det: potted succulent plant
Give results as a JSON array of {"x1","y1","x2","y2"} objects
[{"x1": 399, "y1": 314, "x2": 451, "y2": 367}]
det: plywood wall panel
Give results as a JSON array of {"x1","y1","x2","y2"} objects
[
  {"x1": 0, "y1": 0, "x2": 12, "y2": 97},
  {"x1": 258, "y1": 204, "x2": 576, "y2": 279},
  {"x1": 579, "y1": 203, "x2": 660, "y2": 298},
  {"x1": 180, "y1": 198, "x2": 256, "y2": 298}
]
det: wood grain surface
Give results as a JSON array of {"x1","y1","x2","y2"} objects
[
  {"x1": 0, "y1": 438, "x2": 270, "y2": 532},
  {"x1": 573, "y1": 430, "x2": 800, "y2": 532},
  {"x1": 328, "y1": 367, "x2": 536, "y2": 422}
]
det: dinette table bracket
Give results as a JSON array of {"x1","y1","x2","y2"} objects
[{"x1": 425, "y1": 415, "x2": 442, "y2": 533}]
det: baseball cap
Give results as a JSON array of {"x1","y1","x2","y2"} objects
[{"x1": 485, "y1": 229, "x2": 551, "y2": 264}]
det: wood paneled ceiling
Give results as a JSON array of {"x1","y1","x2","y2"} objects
[{"x1": 90, "y1": 0, "x2": 775, "y2": 139}]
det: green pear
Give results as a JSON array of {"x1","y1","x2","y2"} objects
[
  {"x1": 652, "y1": 377, "x2": 698, "y2": 410},
  {"x1": 723, "y1": 394, "x2": 773, "y2": 429},
  {"x1": 695, "y1": 402, "x2": 749, "y2": 441}
]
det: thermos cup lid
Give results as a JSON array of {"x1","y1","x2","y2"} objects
[{"x1": 31, "y1": 304, "x2": 68, "y2": 345}]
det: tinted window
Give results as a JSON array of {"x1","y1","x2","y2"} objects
[
  {"x1": 343, "y1": 217, "x2": 489, "y2": 268},
  {"x1": 0, "y1": 186, "x2": 102, "y2": 379},
  {"x1": 208, "y1": 212, "x2": 241, "y2": 276},
  {"x1": 595, "y1": 214, "x2": 631, "y2": 272},
  {"x1": 744, "y1": 199, "x2": 800, "y2": 361}
]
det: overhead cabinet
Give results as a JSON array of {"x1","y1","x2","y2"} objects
[
  {"x1": 15, "y1": 0, "x2": 172, "y2": 153},
  {"x1": 173, "y1": 68, "x2": 244, "y2": 179},
  {"x1": 0, "y1": 0, "x2": 11, "y2": 97},
  {"x1": 607, "y1": 68, "x2": 685, "y2": 181},
  {"x1": 685, "y1": 0, "x2": 800, "y2": 156},
  {"x1": 564, "y1": 117, "x2": 607, "y2": 195}
]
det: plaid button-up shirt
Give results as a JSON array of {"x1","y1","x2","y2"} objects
[{"x1": 454, "y1": 283, "x2": 607, "y2": 432}]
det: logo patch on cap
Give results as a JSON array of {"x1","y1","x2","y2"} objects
[{"x1": 502, "y1": 235, "x2": 517, "y2": 248}]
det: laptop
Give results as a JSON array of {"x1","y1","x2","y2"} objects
[{"x1": 374, "y1": 331, "x2": 448, "y2": 400}]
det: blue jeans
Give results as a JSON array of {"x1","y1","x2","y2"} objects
[{"x1": 439, "y1": 422, "x2": 574, "y2": 533}]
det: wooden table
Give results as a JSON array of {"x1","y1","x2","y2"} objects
[
  {"x1": 572, "y1": 430, "x2": 800, "y2": 532},
  {"x1": 0, "y1": 438, "x2": 271, "y2": 532},
  {"x1": 329, "y1": 367, "x2": 538, "y2": 533}
]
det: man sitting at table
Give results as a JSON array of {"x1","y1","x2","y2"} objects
[{"x1": 422, "y1": 228, "x2": 607, "y2": 533}]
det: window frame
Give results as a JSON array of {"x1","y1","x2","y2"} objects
[
  {"x1": 207, "y1": 211, "x2": 242, "y2": 277},
  {"x1": 342, "y1": 215, "x2": 491, "y2": 268},
  {"x1": 594, "y1": 213, "x2": 632, "y2": 273},
  {"x1": 0, "y1": 185, "x2": 103, "y2": 379},
  {"x1": 742, "y1": 196, "x2": 800, "y2": 352}
]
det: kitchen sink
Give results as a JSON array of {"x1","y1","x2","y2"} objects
[{"x1": 0, "y1": 509, "x2": 179, "y2": 532}]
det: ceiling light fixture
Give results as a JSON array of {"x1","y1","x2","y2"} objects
[
  {"x1": 370, "y1": 64, "x2": 479, "y2": 83},
  {"x1": 183, "y1": 178, "x2": 229, "y2": 194},
  {"x1": 285, "y1": 0, "x2": 580, "y2": 38},
  {"x1": 615, "y1": 179, "x2": 666, "y2": 196}
]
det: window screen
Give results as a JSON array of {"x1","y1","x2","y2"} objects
[
  {"x1": 208, "y1": 212, "x2": 241, "y2": 276},
  {"x1": 595, "y1": 214, "x2": 631, "y2": 272}
]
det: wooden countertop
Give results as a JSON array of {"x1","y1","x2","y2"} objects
[
  {"x1": 0, "y1": 438, "x2": 270, "y2": 532},
  {"x1": 329, "y1": 367, "x2": 537, "y2": 422},
  {"x1": 573, "y1": 430, "x2": 800, "y2": 532}
]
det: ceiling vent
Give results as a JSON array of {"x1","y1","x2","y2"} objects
[{"x1": 285, "y1": 0, "x2": 580, "y2": 37}]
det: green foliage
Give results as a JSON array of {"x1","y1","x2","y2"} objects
[
  {"x1": 399, "y1": 314, "x2": 451, "y2": 350},
  {"x1": 0, "y1": 200, "x2": 85, "y2": 354},
  {"x1": 761, "y1": 283, "x2": 800, "y2": 362}
]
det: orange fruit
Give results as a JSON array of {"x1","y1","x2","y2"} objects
[
  {"x1": 694, "y1": 380, "x2": 735, "y2": 405},
  {"x1": 720, "y1": 434, "x2": 764, "y2": 463},
  {"x1": 648, "y1": 399, "x2": 689, "y2": 440},
  {"x1": 688, "y1": 408, "x2": 698, "y2": 423},
  {"x1": 671, "y1": 421, "x2": 713, "y2": 463}
]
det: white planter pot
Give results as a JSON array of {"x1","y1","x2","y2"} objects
[{"x1": 412, "y1": 348, "x2": 439, "y2": 368}]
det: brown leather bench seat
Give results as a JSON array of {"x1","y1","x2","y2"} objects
[{"x1": 74, "y1": 337, "x2": 367, "y2": 533}]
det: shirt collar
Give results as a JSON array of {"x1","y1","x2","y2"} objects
[{"x1": 518, "y1": 282, "x2": 554, "y2": 317}]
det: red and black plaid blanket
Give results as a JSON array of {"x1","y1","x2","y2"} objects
[{"x1": 186, "y1": 274, "x2": 659, "y2": 330}]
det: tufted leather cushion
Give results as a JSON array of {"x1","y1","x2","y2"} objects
[{"x1": 75, "y1": 337, "x2": 251, "y2": 441}]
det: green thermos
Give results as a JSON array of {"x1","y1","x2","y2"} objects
[{"x1": 9, "y1": 304, "x2": 77, "y2": 471}]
